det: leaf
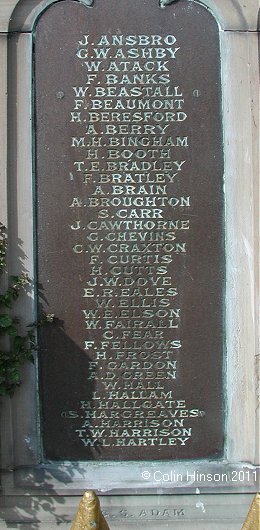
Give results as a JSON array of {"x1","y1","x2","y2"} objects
[
  {"x1": 8, "y1": 371, "x2": 20, "y2": 383},
  {"x1": 0, "y1": 314, "x2": 13, "y2": 328},
  {"x1": 7, "y1": 326, "x2": 18, "y2": 336},
  {"x1": 13, "y1": 335, "x2": 25, "y2": 348}
]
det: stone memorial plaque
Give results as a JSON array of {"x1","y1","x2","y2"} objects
[{"x1": 35, "y1": 0, "x2": 224, "y2": 460}]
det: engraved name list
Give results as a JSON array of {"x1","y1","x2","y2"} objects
[{"x1": 71, "y1": 32, "x2": 195, "y2": 451}]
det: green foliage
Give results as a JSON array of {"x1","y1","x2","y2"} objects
[{"x1": 0, "y1": 222, "x2": 53, "y2": 396}]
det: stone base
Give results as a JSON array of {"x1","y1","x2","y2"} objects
[{"x1": 0, "y1": 494, "x2": 255, "y2": 529}]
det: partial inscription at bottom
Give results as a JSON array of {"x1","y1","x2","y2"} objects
[{"x1": 102, "y1": 507, "x2": 185, "y2": 521}]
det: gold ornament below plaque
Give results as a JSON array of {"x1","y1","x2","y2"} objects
[
  {"x1": 241, "y1": 493, "x2": 260, "y2": 530},
  {"x1": 71, "y1": 490, "x2": 110, "y2": 530}
]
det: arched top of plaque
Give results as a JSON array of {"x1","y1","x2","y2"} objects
[
  {"x1": 160, "y1": 0, "x2": 181, "y2": 6},
  {"x1": 5, "y1": 0, "x2": 258, "y2": 33}
]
